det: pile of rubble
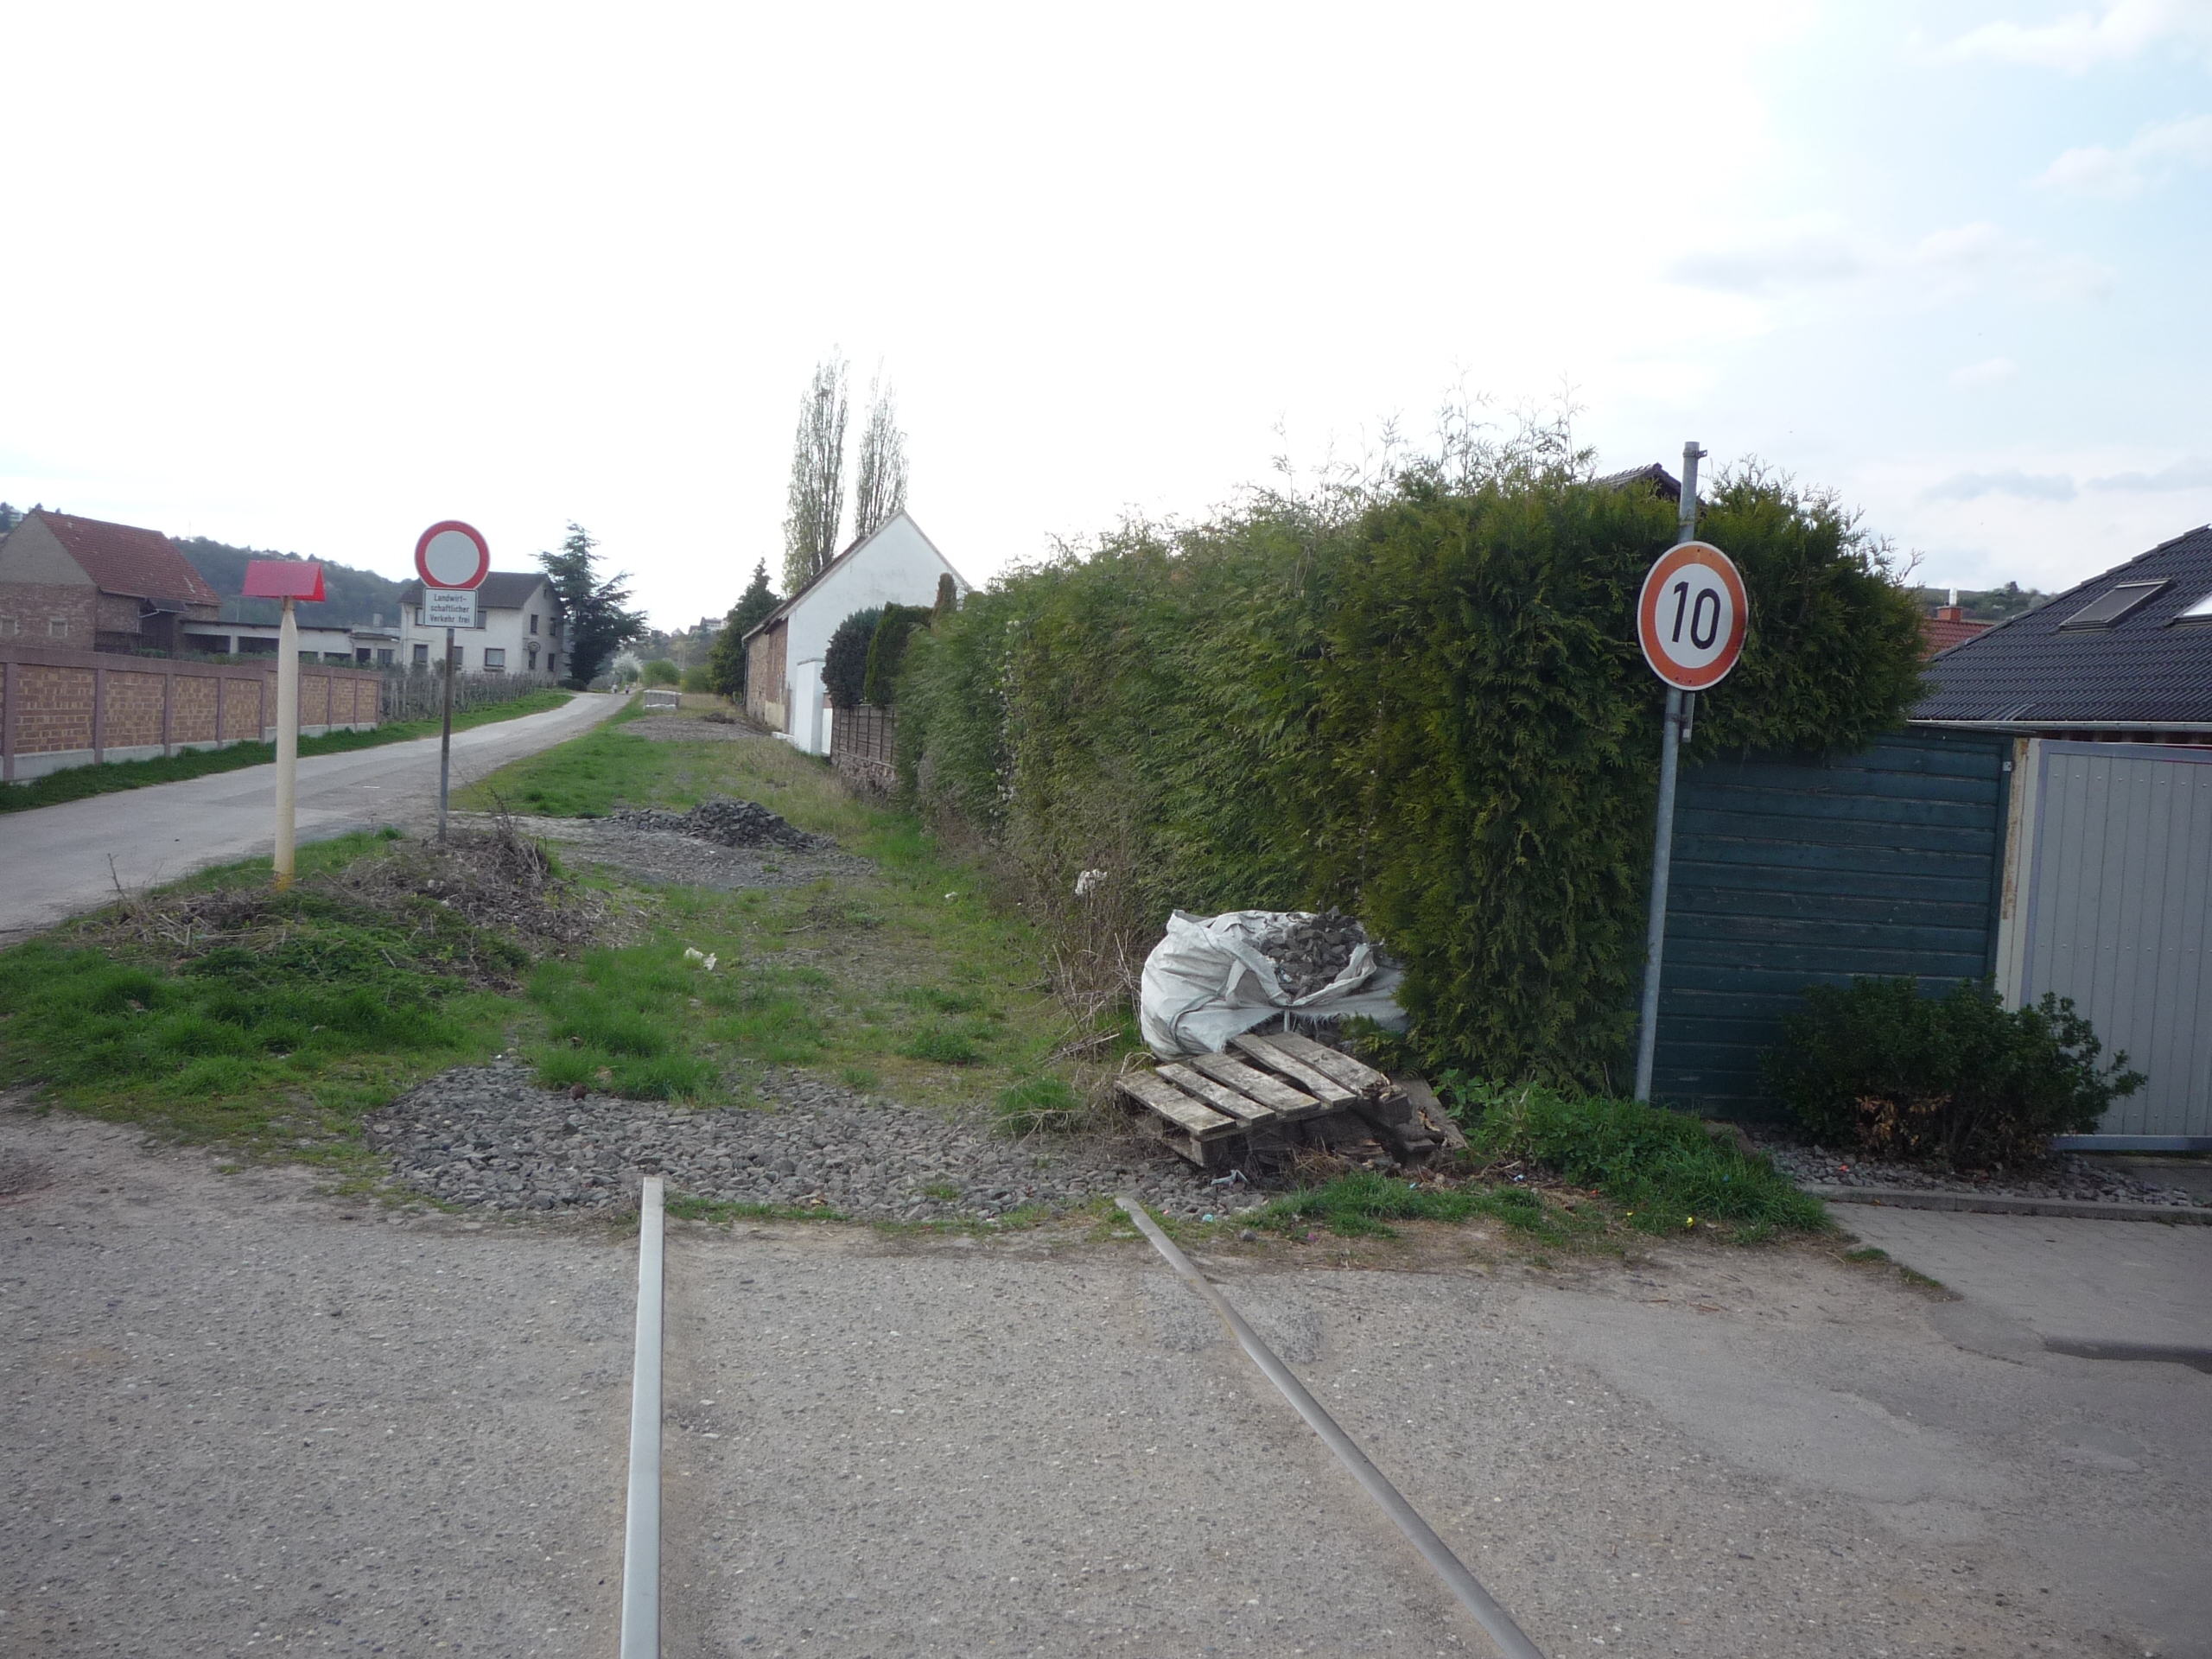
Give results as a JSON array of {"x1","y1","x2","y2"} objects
[
  {"x1": 607, "y1": 794, "x2": 831, "y2": 853},
  {"x1": 1260, "y1": 909, "x2": 1370, "y2": 997}
]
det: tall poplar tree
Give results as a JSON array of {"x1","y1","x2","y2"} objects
[
  {"x1": 782, "y1": 353, "x2": 849, "y2": 593},
  {"x1": 851, "y1": 365, "x2": 909, "y2": 543}
]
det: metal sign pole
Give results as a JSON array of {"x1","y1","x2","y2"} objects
[
  {"x1": 1632, "y1": 441, "x2": 1707, "y2": 1102},
  {"x1": 438, "y1": 625, "x2": 455, "y2": 843}
]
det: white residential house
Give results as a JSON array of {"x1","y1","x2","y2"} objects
[
  {"x1": 741, "y1": 512, "x2": 967, "y2": 754},
  {"x1": 396, "y1": 572, "x2": 568, "y2": 678}
]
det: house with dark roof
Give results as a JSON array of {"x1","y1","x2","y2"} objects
[
  {"x1": 1915, "y1": 524, "x2": 2212, "y2": 736},
  {"x1": 1905, "y1": 523, "x2": 2212, "y2": 1146},
  {"x1": 0, "y1": 508, "x2": 220, "y2": 654},
  {"x1": 395, "y1": 571, "x2": 567, "y2": 679},
  {"x1": 741, "y1": 512, "x2": 967, "y2": 752}
]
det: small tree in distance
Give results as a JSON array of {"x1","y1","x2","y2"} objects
[
  {"x1": 536, "y1": 523, "x2": 646, "y2": 689},
  {"x1": 707, "y1": 560, "x2": 780, "y2": 698}
]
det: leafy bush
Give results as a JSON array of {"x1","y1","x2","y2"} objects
[
  {"x1": 1451, "y1": 1076, "x2": 1828, "y2": 1238},
  {"x1": 680, "y1": 664, "x2": 711, "y2": 695},
  {"x1": 823, "y1": 607, "x2": 882, "y2": 709},
  {"x1": 862, "y1": 603, "x2": 934, "y2": 706},
  {"x1": 641, "y1": 659, "x2": 681, "y2": 686},
  {"x1": 1763, "y1": 976, "x2": 2144, "y2": 1169},
  {"x1": 896, "y1": 451, "x2": 1924, "y2": 1083}
]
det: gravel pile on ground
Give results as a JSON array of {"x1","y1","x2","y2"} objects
[
  {"x1": 365, "y1": 1059, "x2": 1234, "y2": 1223},
  {"x1": 608, "y1": 794, "x2": 832, "y2": 853},
  {"x1": 1262, "y1": 910, "x2": 1370, "y2": 997},
  {"x1": 1756, "y1": 1136, "x2": 2211, "y2": 1207}
]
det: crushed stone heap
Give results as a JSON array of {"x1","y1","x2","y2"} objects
[{"x1": 606, "y1": 794, "x2": 832, "y2": 853}]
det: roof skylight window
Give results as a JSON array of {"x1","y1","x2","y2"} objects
[
  {"x1": 2175, "y1": 588, "x2": 2212, "y2": 623},
  {"x1": 2059, "y1": 580, "x2": 2168, "y2": 630}
]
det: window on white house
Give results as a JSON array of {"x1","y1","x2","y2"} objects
[
  {"x1": 527, "y1": 646, "x2": 538, "y2": 671},
  {"x1": 483, "y1": 648, "x2": 505, "y2": 673},
  {"x1": 377, "y1": 648, "x2": 395, "y2": 666},
  {"x1": 413, "y1": 642, "x2": 429, "y2": 666},
  {"x1": 530, "y1": 613, "x2": 539, "y2": 633},
  {"x1": 48, "y1": 619, "x2": 68, "y2": 638}
]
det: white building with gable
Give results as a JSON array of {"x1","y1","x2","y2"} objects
[{"x1": 742, "y1": 512, "x2": 967, "y2": 753}]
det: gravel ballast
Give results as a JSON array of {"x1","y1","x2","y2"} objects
[
  {"x1": 1757, "y1": 1137, "x2": 2211, "y2": 1210},
  {"x1": 365, "y1": 1059, "x2": 1230, "y2": 1223},
  {"x1": 607, "y1": 794, "x2": 831, "y2": 853}
]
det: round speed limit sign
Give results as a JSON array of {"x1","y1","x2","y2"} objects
[{"x1": 1637, "y1": 540, "x2": 1748, "y2": 690}]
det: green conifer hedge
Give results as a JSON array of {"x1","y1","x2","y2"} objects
[{"x1": 895, "y1": 464, "x2": 1925, "y2": 1083}]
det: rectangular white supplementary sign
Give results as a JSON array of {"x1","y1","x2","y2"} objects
[{"x1": 423, "y1": 588, "x2": 478, "y2": 627}]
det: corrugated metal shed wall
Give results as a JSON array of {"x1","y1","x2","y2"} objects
[
  {"x1": 2018, "y1": 741, "x2": 2212, "y2": 1138},
  {"x1": 1649, "y1": 728, "x2": 2012, "y2": 1118}
]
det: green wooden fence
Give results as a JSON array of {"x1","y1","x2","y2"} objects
[{"x1": 1649, "y1": 727, "x2": 2012, "y2": 1119}]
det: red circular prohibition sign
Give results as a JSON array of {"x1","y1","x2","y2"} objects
[
  {"x1": 1637, "y1": 540, "x2": 1748, "y2": 691},
  {"x1": 415, "y1": 521, "x2": 493, "y2": 590}
]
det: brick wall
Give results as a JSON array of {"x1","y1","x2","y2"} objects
[
  {"x1": 0, "y1": 582, "x2": 98, "y2": 646},
  {"x1": 0, "y1": 643, "x2": 380, "y2": 782}
]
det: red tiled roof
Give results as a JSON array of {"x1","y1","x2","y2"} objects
[
  {"x1": 1922, "y1": 613, "x2": 1990, "y2": 658},
  {"x1": 35, "y1": 510, "x2": 219, "y2": 607}
]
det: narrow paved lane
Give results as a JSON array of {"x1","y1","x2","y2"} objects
[{"x1": 0, "y1": 691, "x2": 621, "y2": 943}]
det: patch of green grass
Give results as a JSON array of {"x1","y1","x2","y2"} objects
[
  {"x1": 0, "y1": 690, "x2": 572, "y2": 814},
  {"x1": 920, "y1": 1180, "x2": 962, "y2": 1202},
  {"x1": 1247, "y1": 1171, "x2": 1570, "y2": 1240},
  {"x1": 899, "y1": 1020, "x2": 991, "y2": 1065},
  {"x1": 0, "y1": 861, "x2": 519, "y2": 1147},
  {"x1": 839, "y1": 1065, "x2": 880, "y2": 1090},
  {"x1": 1844, "y1": 1245, "x2": 1891, "y2": 1263},
  {"x1": 1447, "y1": 1077, "x2": 1831, "y2": 1242},
  {"x1": 525, "y1": 944, "x2": 728, "y2": 1101},
  {"x1": 995, "y1": 1073, "x2": 1081, "y2": 1133},
  {"x1": 664, "y1": 1194, "x2": 842, "y2": 1224}
]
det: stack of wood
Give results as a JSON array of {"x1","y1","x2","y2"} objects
[{"x1": 1116, "y1": 1031, "x2": 1466, "y2": 1170}]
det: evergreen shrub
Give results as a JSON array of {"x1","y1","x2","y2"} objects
[
  {"x1": 896, "y1": 460, "x2": 1925, "y2": 1082},
  {"x1": 861, "y1": 603, "x2": 934, "y2": 706},
  {"x1": 1763, "y1": 976, "x2": 2144, "y2": 1168},
  {"x1": 823, "y1": 607, "x2": 882, "y2": 709}
]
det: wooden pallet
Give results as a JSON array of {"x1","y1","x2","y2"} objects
[{"x1": 1116, "y1": 1031, "x2": 1431, "y2": 1167}]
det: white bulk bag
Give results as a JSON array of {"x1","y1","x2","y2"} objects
[{"x1": 1138, "y1": 909, "x2": 1408, "y2": 1058}]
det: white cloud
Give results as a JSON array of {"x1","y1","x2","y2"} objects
[
  {"x1": 1948, "y1": 357, "x2": 2020, "y2": 389},
  {"x1": 2034, "y1": 111, "x2": 2212, "y2": 194},
  {"x1": 2088, "y1": 457, "x2": 2212, "y2": 489},
  {"x1": 1923, "y1": 469, "x2": 2078, "y2": 503},
  {"x1": 1943, "y1": 1, "x2": 2212, "y2": 74},
  {"x1": 1667, "y1": 219, "x2": 2112, "y2": 307}
]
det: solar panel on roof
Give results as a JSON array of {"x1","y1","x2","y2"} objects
[{"x1": 2058, "y1": 579, "x2": 2167, "y2": 629}]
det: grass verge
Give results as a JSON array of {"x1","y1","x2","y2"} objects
[
  {"x1": 0, "y1": 830, "x2": 522, "y2": 1153},
  {"x1": 0, "y1": 688, "x2": 573, "y2": 814},
  {"x1": 1448, "y1": 1076, "x2": 1830, "y2": 1242},
  {"x1": 463, "y1": 710, "x2": 1100, "y2": 1117},
  {"x1": 1246, "y1": 1170, "x2": 1577, "y2": 1241}
]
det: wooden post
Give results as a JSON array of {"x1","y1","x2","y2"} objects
[{"x1": 274, "y1": 600, "x2": 299, "y2": 890}]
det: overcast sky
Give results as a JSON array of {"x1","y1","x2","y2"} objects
[{"x1": 4, "y1": 1, "x2": 2209, "y2": 622}]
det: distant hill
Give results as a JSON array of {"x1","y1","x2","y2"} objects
[{"x1": 174, "y1": 537, "x2": 410, "y2": 629}]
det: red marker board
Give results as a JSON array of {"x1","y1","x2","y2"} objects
[
  {"x1": 415, "y1": 521, "x2": 492, "y2": 590},
  {"x1": 243, "y1": 559, "x2": 325, "y2": 601},
  {"x1": 1637, "y1": 541, "x2": 1747, "y2": 691}
]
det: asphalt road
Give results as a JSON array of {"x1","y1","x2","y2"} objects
[
  {"x1": 0, "y1": 691, "x2": 622, "y2": 943},
  {"x1": 4, "y1": 1107, "x2": 2207, "y2": 1659}
]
